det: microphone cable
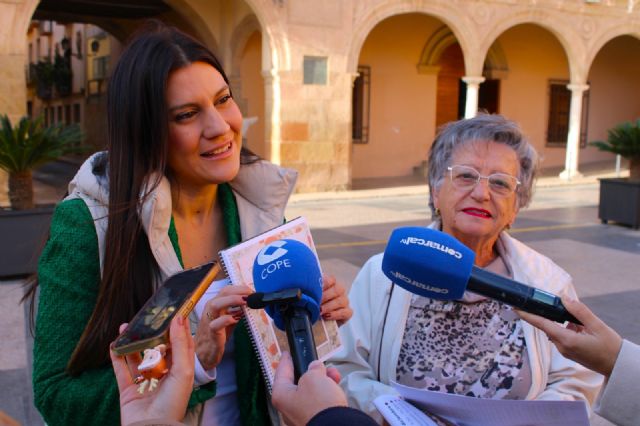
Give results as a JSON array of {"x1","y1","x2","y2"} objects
[{"x1": 377, "y1": 282, "x2": 396, "y2": 382}]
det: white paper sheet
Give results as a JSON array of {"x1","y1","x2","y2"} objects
[
  {"x1": 390, "y1": 382, "x2": 590, "y2": 426},
  {"x1": 374, "y1": 395, "x2": 440, "y2": 426}
]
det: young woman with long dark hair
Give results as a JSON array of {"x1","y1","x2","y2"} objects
[{"x1": 27, "y1": 21, "x2": 352, "y2": 426}]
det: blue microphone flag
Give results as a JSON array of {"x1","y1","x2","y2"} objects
[
  {"x1": 381, "y1": 227, "x2": 475, "y2": 300},
  {"x1": 252, "y1": 239, "x2": 323, "y2": 330}
]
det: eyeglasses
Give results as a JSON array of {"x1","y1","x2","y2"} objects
[{"x1": 447, "y1": 165, "x2": 521, "y2": 196}]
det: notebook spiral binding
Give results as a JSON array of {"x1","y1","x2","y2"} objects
[{"x1": 219, "y1": 254, "x2": 275, "y2": 392}]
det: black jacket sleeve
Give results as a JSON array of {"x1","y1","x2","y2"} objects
[{"x1": 307, "y1": 406, "x2": 378, "y2": 426}]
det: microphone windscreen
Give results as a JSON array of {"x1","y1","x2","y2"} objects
[
  {"x1": 381, "y1": 227, "x2": 475, "y2": 300},
  {"x1": 252, "y1": 239, "x2": 323, "y2": 329}
]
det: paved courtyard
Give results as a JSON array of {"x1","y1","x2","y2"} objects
[{"x1": 1, "y1": 168, "x2": 638, "y2": 425}]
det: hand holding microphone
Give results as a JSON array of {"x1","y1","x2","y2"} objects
[
  {"x1": 382, "y1": 227, "x2": 581, "y2": 324},
  {"x1": 272, "y1": 352, "x2": 347, "y2": 426},
  {"x1": 518, "y1": 298, "x2": 622, "y2": 376},
  {"x1": 249, "y1": 239, "x2": 324, "y2": 382}
]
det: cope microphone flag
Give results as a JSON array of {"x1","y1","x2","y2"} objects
[
  {"x1": 381, "y1": 227, "x2": 580, "y2": 324},
  {"x1": 249, "y1": 239, "x2": 323, "y2": 381}
]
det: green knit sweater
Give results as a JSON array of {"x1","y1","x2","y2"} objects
[{"x1": 33, "y1": 183, "x2": 269, "y2": 426}]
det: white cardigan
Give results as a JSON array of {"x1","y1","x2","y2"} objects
[{"x1": 329, "y1": 227, "x2": 603, "y2": 423}]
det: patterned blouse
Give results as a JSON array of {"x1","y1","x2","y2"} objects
[{"x1": 396, "y1": 255, "x2": 532, "y2": 401}]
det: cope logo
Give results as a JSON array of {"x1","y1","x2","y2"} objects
[{"x1": 256, "y1": 241, "x2": 288, "y2": 266}]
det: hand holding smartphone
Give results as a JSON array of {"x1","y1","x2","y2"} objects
[{"x1": 112, "y1": 261, "x2": 221, "y2": 355}]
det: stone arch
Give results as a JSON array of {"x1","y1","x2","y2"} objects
[
  {"x1": 483, "y1": 42, "x2": 508, "y2": 77},
  {"x1": 4, "y1": 0, "x2": 40, "y2": 54},
  {"x1": 228, "y1": 13, "x2": 267, "y2": 158},
  {"x1": 163, "y1": 0, "x2": 221, "y2": 55},
  {"x1": 235, "y1": 0, "x2": 290, "y2": 164},
  {"x1": 347, "y1": 1, "x2": 476, "y2": 75},
  {"x1": 417, "y1": 25, "x2": 508, "y2": 75},
  {"x1": 1, "y1": 0, "x2": 40, "y2": 121},
  {"x1": 172, "y1": 0, "x2": 287, "y2": 73},
  {"x1": 480, "y1": 12, "x2": 585, "y2": 83},
  {"x1": 229, "y1": 13, "x2": 262, "y2": 76},
  {"x1": 585, "y1": 24, "x2": 640, "y2": 75},
  {"x1": 174, "y1": 0, "x2": 290, "y2": 163},
  {"x1": 236, "y1": 0, "x2": 289, "y2": 72},
  {"x1": 417, "y1": 25, "x2": 458, "y2": 67},
  {"x1": 582, "y1": 30, "x2": 640, "y2": 167}
]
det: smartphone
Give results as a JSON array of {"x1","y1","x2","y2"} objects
[{"x1": 112, "y1": 261, "x2": 221, "y2": 355}]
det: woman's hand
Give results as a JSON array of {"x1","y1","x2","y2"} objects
[
  {"x1": 194, "y1": 285, "x2": 252, "y2": 370},
  {"x1": 110, "y1": 316, "x2": 194, "y2": 425},
  {"x1": 517, "y1": 297, "x2": 623, "y2": 377},
  {"x1": 320, "y1": 275, "x2": 353, "y2": 326},
  {"x1": 272, "y1": 352, "x2": 346, "y2": 426}
]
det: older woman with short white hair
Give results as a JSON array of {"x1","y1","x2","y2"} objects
[{"x1": 330, "y1": 114, "x2": 603, "y2": 423}]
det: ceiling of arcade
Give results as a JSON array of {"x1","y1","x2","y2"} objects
[
  {"x1": 33, "y1": 0, "x2": 170, "y2": 20},
  {"x1": 31, "y1": 0, "x2": 216, "y2": 48},
  {"x1": 28, "y1": 0, "x2": 268, "y2": 71}
]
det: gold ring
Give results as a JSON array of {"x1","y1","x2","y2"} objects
[{"x1": 206, "y1": 311, "x2": 213, "y2": 321}]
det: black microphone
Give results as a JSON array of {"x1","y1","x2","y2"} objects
[
  {"x1": 381, "y1": 227, "x2": 581, "y2": 324},
  {"x1": 251, "y1": 239, "x2": 323, "y2": 382},
  {"x1": 246, "y1": 289, "x2": 302, "y2": 309},
  {"x1": 468, "y1": 266, "x2": 580, "y2": 324}
]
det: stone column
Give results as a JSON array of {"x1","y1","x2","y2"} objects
[
  {"x1": 0, "y1": 1, "x2": 31, "y2": 120},
  {"x1": 262, "y1": 68, "x2": 281, "y2": 164},
  {"x1": 462, "y1": 76, "x2": 486, "y2": 119},
  {"x1": 559, "y1": 83, "x2": 589, "y2": 180}
]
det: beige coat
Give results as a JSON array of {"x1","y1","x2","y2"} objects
[{"x1": 67, "y1": 151, "x2": 298, "y2": 280}]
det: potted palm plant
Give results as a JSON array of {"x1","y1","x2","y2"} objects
[
  {"x1": 0, "y1": 114, "x2": 83, "y2": 276},
  {"x1": 591, "y1": 118, "x2": 640, "y2": 229}
]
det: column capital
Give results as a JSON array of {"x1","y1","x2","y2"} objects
[
  {"x1": 462, "y1": 76, "x2": 486, "y2": 86},
  {"x1": 566, "y1": 83, "x2": 590, "y2": 92}
]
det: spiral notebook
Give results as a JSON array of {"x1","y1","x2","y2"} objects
[{"x1": 218, "y1": 216, "x2": 343, "y2": 391}]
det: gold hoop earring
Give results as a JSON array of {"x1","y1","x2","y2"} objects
[{"x1": 435, "y1": 208, "x2": 441, "y2": 217}]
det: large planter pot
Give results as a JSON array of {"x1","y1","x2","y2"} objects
[
  {"x1": 0, "y1": 205, "x2": 54, "y2": 277},
  {"x1": 598, "y1": 178, "x2": 640, "y2": 229}
]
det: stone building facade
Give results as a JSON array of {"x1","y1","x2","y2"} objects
[{"x1": 1, "y1": 0, "x2": 640, "y2": 194}]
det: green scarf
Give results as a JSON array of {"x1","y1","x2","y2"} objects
[{"x1": 171, "y1": 183, "x2": 270, "y2": 425}]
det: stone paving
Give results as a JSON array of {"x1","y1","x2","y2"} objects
[{"x1": 1, "y1": 164, "x2": 637, "y2": 425}]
